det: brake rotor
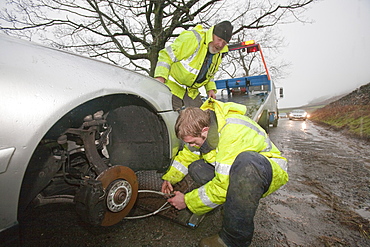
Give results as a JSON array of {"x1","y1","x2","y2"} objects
[{"x1": 96, "y1": 165, "x2": 138, "y2": 226}]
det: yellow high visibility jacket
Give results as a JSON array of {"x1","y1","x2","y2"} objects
[
  {"x1": 162, "y1": 99, "x2": 289, "y2": 215},
  {"x1": 154, "y1": 24, "x2": 228, "y2": 100}
]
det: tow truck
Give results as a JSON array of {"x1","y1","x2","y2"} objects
[{"x1": 215, "y1": 40, "x2": 283, "y2": 133}]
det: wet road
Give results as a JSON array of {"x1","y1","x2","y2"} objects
[
  {"x1": 260, "y1": 118, "x2": 370, "y2": 246},
  {"x1": 270, "y1": 118, "x2": 370, "y2": 222},
  {"x1": 20, "y1": 118, "x2": 370, "y2": 246}
]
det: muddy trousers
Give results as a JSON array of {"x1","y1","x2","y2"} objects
[{"x1": 188, "y1": 151, "x2": 272, "y2": 247}]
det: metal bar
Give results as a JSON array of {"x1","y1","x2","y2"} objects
[{"x1": 65, "y1": 128, "x2": 107, "y2": 175}]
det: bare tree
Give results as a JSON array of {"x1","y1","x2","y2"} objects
[
  {"x1": 219, "y1": 26, "x2": 292, "y2": 82},
  {"x1": 0, "y1": 0, "x2": 314, "y2": 77}
]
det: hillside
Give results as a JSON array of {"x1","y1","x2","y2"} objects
[
  {"x1": 307, "y1": 92, "x2": 349, "y2": 107},
  {"x1": 309, "y1": 82, "x2": 370, "y2": 142}
]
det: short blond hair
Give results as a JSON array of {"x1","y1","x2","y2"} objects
[{"x1": 175, "y1": 107, "x2": 210, "y2": 139}]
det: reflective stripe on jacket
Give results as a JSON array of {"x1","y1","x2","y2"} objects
[
  {"x1": 154, "y1": 24, "x2": 228, "y2": 99},
  {"x1": 162, "y1": 99, "x2": 289, "y2": 215}
]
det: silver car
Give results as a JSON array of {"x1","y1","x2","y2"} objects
[
  {"x1": 0, "y1": 34, "x2": 180, "y2": 244},
  {"x1": 289, "y1": 109, "x2": 309, "y2": 121}
]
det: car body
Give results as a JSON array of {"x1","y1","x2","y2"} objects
[
  {"x1": 289, "y1": 109, "x2": 309, "y2": 120},
  {"x1": 0, "y1": 34, "x2": 180, "y2": 244}
]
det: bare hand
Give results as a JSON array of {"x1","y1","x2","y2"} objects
[
  {"x1": 168, "y1": 191, "x2": 186, "y2": 210},
  {"x1": 207, "y1": 90, "x2": 216, "y2": 99},
  {"x1": 161, "y1": 180, "x2": 173, "y2": 195},
  {"x1": 155, "y1": 77, "x2": 166, "y2": 83}
]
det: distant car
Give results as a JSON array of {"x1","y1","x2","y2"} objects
[
  {"x1": 289, "y1": 109, "x2": 309, "y2": 120},
  {"x1": 278, "y1": 113, "x2": 287, "y2": 118},
  {"x1": 0, "y1": 34, "x2": 180, "y2": 244}
]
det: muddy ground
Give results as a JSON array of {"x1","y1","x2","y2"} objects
[{"x1": 19, "y1": 118, "x2": 370, "y2": 246}]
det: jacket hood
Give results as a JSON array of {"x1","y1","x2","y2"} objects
[{"x1": 201, "y1": 98, "x2": 247, "y2": 132}]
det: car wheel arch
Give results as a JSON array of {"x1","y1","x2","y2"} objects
[{"x1": 18, "y1": 93, "x2": 171, "y2": 218}]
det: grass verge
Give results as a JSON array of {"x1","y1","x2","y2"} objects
[{"x1": 310, "y1": 105, "x2": 370, "y2": 142}]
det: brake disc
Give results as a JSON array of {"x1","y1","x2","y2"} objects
[{"x1": 96, "y1": 165, "x2": 138, "y2": 226}]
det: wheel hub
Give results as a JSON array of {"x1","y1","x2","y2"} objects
[
  {"x1": 97, "y1": 165, "x2": 138, "y2": 226},
  {"x1": 106, "y1": 179, "x2": 132, "y2": 212}
]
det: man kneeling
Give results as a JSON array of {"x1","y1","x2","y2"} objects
[{"x1": 161, "y1": 98, "x2": 289, "y2": 247}]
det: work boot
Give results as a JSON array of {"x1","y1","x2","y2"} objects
[{"x1": 199, "y1": 234, "x2": 227, "y2": 247}]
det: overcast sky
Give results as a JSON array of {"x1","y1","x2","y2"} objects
[{"x1": 277, "y1": 0, "x2": 370, "y2": 108}]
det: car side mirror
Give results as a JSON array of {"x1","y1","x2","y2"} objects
[{"x1": 279, "y1": 88, "x2": 284, "y2": 98}]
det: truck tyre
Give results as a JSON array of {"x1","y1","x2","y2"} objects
[{"x1": 273, "y1": 118, "x2": 278, "y2": 127}]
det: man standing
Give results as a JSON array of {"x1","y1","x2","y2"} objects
[
  {"x1": 154, "y1": 21, "x2": 233, "y2": 110},
  {"x1": 161, "y1": 98, "x2": 289, "y2": 246}
]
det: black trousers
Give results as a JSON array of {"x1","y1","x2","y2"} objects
[
  {"x1": 172, "y1": 93, "x2": 203, "y2": 110},
  {"x1": 188, "y1": 151, "x2": 272, "y2": 247}
]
